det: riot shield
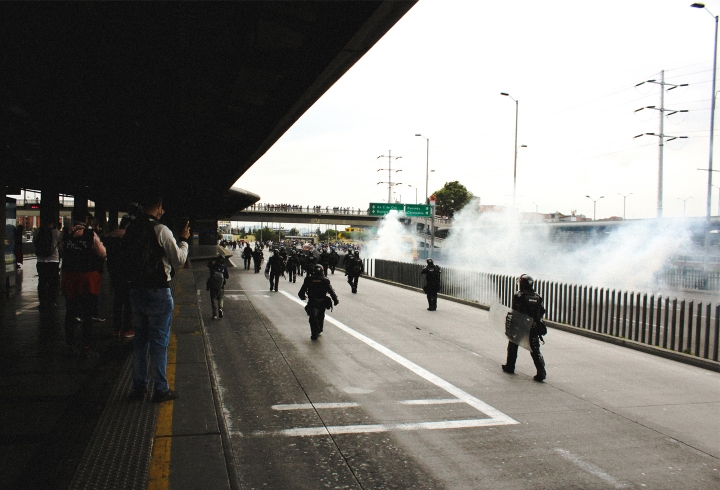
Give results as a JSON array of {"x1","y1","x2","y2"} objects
[{"x1": 489, "y1": 302, "x2": 533, "y2": 351}]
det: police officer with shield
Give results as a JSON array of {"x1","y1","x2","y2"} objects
[{"x1": 502, "y1": 274, "x2": 548, "y2": 382}]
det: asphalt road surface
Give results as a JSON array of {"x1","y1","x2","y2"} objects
[{"x1": 194, "y1": 259, "x2": 719, "y2": 490}]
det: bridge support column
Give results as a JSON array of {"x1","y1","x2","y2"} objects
[
  {"x1": 94, "y1": 200, "x2": 107, "y2": 234},
  {"x1": 40, "y1": 190, "x2": 60, "y2": 228},
  {"x1": 196, "y1": 219, "x2": 218, "y2": 246},
  {"x1": 1, "y1": 180, "x2": 7, "y2": 297}
]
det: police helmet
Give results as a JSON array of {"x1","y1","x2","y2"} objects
[
  {"x1": 353, "y1": 250, "x2": 359, "y2": 257},
  {"x1": 517, "y1": 274, "x2": 534, "y2": 290},
  {"x1": 313, "y1": 264, "x2": 324, "y2": 276},
  {"x1": 426, "y1": 258, "x2": 434, "y2": 265}
]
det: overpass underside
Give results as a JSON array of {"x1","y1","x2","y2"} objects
[{"x1": 232, "y1": 210, "x2": 382, "y2": 226}]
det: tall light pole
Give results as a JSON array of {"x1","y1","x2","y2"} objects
[
  {"x1": 618, "y1": 192, "x2": 633, "y2": 220},
  {"x1": 377, "y1": 151, "x2": 402, "y2": 203},
  {"x1": 415, "y1": 134, "x2": 429, "y2": 204},
  {"x1": 678, "y1": 196, "x2": 693, "y2": 217},
  {"x1": 532, "y1": 202, "x2": 538, "y2": 213},
  {"x1": 407, "y1": 184, "x2": 418, "y2": 204},
  {"x1": 501, "y1": 92, "x2": 520, "y2": 208},
  {"x1": 586, "y1": 195, "x2": 604, "y2": 221},
  {"x1": 691, "y1": 3, "x2": 717, "y2": 235}
]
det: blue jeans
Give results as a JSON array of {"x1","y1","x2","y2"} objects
[{"x1": 130, "y1": 288, "x2": 174, "y2": 393}]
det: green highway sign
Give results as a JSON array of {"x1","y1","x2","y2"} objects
[
  {"x1": 404, "y1": 204, "x2": 431, "y2": 217},
  {"x1": 369, "y1": 202, "x2": 405, "y2": 216}
]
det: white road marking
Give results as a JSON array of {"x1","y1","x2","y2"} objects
[
  {"x1": 399, "y1": 398, "x2": 464, "y2": 405},
  {"x1": 554, "y1": 448, "x2": 630, "y2": 489},
  {"x1": 241, "y1": 292, "x2": 519, "y2": 437},
  {"x1": 272, "y1": 402, "x2": 360, "y2": 411}
]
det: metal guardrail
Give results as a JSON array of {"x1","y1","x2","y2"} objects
[
  {"x1": 659, "y1": 268, "x2": 720, "y2": 291},
  {"x1": 366, "y1": 258, "x2": 720, "y2": 362}
]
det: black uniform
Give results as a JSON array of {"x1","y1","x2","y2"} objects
[
  {"x1": 344, "y1": 253, "x2": 363, "y2": 294},
  {"x1": 328, "y1": 249, "x2": 340, "y2": 274},
  {"x1": 242, "y1": 245, "x2": 252, "y2": 270},
  {"x1": 252, "y1": 246, "x2": 263, "y2": 273},
  {"x1": 298, "y1": 268, "x2": 339, "y2": 339},
  {"x1": 503, "y1": 282, "x2": 547, "y2": 381},
  {"x1": 304, "y1": 252, "x2": 318, "y2": 277},
  {"x1": 318, "y1": 250, "x2": 330, "y2": 277},
  {"x1": 264, "y1": 251, "x2": 285, "y2": 291},
  {"x1": 286, "y1": 253, "x2": 299, "y2": 283},
  {"x1": 420, "y1": 261, "x2": 441, "y2": 311}
]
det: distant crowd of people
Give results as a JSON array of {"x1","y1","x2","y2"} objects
[{"x1": 248, "y1": 203, "x2": 366, "y2": 214}]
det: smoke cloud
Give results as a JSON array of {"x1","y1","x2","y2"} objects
[{"x1": 441, "y1": 198, "x2": 695, "y2": 291}]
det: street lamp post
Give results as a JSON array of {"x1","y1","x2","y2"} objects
[
  {"x1": 691, "y1": 3, "x2": 718, "y2": 245},
  {"x1": 586, "y1": 195, "x2": 604, "y2": 221},
  {"x1": 678, "y1": 196, "x2": 693, "y2": 217},
  {"x1": 407, "y1": 184, "x2": 418, "y2": 204},
  {"x1": 501, "y1": 93, "x2": 520, "y2": 208},
  {"x1": 415, "y1": 134, "x2": 431, "y2": 258},
  {"x1": 618, "y1": 192, "x2": 633, "y2": 220}
]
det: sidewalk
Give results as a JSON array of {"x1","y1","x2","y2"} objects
[{"x1": 0, "y1": 249, "x2": 232, "y2": 489}]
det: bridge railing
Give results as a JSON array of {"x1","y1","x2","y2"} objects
[{"x1": 364, "y1": 258, "x2": 719, "y2": 362}]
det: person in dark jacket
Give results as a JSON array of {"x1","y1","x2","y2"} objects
[
  {"x1": 207, "y1": 254, "x2": 229, "y2": 319},
  {"x1": 285, "y1": 250, "x2": 299, "y2": 283},
  {"x1": 242, "y1": 244, "x2": 252, "y2": 270},
  {"x1": 344, "y1": 250, "x2": 363, "y2": 294},
  {"x1": 318, "y1": 248, "x2": 331, "y2": 277},
  {"x1": 502, "y1": 274, "x2": 548, "y2": 382},
  {"x1": 264, "y1": 248, "x2": 285, "y2": 291},
  {"x1": 420, "y1": 258, "x2": 441, "y2": 311},
  {"x1": 252, "y1": 245, "x2": 264, "y2": 273},
  {"x1": 103, "y1": 215, "x2": 133, "y2": 337},
  {"x1": 298, "y1": 264, "x2": 339, "y2": 340},
  {"x1": 328, "y1": 247, "x2": 340, "y2": 274}
]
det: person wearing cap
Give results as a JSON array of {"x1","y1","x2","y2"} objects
[
  {"x1": 207, "y1": 254, "x2": 229, "y2": 319},
  {"x1": 420, "y1": 258, "x2": 441, "y2": 311}
]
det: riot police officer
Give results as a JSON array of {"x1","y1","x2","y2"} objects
[
  {"x1": 252, "y1": 245, "x2": 264, "y2": 273},
  {"x1": 328, "y1": 247, "x2": 340, "y2": 274},
  {"x1": 298, "y1": 264, "x2": 339, "y2": 340},
  {"x1": 286, "y1": 250, "x2": 299, "y2": 283},
  {"x1": 264, "y1": 248, "x2": 285, "y2": 291},
  {"x1": 420, "y1": 258, "x2": 441, "y2": 311},
  {"x1": 318, "y1": 248, "x2": 331, "y2": 277},
  {"x1": 502, "y1": 274, "x2": 548, "y2": 382},
  {"x1": 344, "y1": 250, "x2": 363, "y2": 294}
]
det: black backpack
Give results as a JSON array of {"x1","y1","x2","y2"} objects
[
  {"x1": 34, "y1": 227, "x2": 55, "y2": 257},
  {"x1": 122, "y1": 215, "x2": 167, "y2": 288}
]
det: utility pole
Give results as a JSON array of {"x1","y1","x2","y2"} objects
[
  {"x1": 635, "y1": 71, "x2": 688, "y2": 218},
  {"x1": 377, "y1": 151, "x2": 402, "y2": 203}
]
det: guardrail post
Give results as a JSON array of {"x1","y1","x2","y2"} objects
[
  {"x1": 686, "y1": 301, "x2": 694, "y2": 353},
  {"x1": 703, "y1": 303, "x2": 711, "y2": 359},
  {"x1": 713, "y1": 305, "x2": 719, "y2": 362},
  {"x1": 654, "y1": 296, "x2": 663, "y2": 347},
  {"x1": 647, "y1": 295, "x2": 654, "y2": 344},
  {"x1": 694, "y1": 303, "x2": 703, "y2": 357}
]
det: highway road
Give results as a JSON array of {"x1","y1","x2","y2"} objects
[{"x1": 193, "y1": 257, "x2": 719, "y2": 489}]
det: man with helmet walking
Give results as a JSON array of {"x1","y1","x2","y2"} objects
[
  {"x1": 344, "y1": 250, "x2": 363, "y2": 294},
  {"x1": 299, "y1": 264, "x2": 339, "y2": 340},
  {"x1": 264, "y1": 248, "x2": 285, "y2": 292},
  {"x1": 420, "y1": 258, "x2": 441, "y2": 311},
  {"x1": 502, "y1": 274, "x2": 548, "y2": 382}
]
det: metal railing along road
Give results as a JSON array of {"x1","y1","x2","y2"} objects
[{"x1": 365, "y1": 258, "x2": 720, "y2": 362}]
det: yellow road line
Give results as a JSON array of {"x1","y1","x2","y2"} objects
[{"x1": 147, "y1": 286, "x2": 180, "y2": 490}]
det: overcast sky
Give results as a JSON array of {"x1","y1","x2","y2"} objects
[{"x1": 237, "y1": 0, "x2": 719, "y2": 221}]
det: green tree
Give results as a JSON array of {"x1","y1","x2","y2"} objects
[
  {"x1": 433, "y1": 181, "x2": 473, "y2": 218},
  {"x1": 253, "y1": 226, "x2": 278, "y2": 243}
]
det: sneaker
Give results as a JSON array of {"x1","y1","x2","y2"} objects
[
  {"x1": 152, "y1": 389, "x2": 179, "y2": 403},
  {"x1": 128, "y1": 387, "x2": 147, "y2": 401},
  {"x1": 533, "y1": 374, "x2": 546, "y2": 382},
  {"x1": 92, "y1": 317, "x2": 106, "y2": 322},
  {"x1": 218, "y1": 309, "x2": 223, "y2": 318},
  {"x1": 122, "y1": 330, "x2": 135, "y2": 338},
  {"x1": 501, "y1": 365, "x2": 514, "y2": 374}
]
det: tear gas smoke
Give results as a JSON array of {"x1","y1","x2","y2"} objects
[
  {"x1": 364, "y1": 210, "x2": 418, "y2": 262},
  {"x1": 441, "y1": 198, "x2": 696, "y2": 292}
]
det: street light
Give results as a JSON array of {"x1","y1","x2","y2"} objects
[
  {"x1": 678, "y1": 196, "x2": 693, "y2": 218},
  {"x1": 532, "y1": 202, "x2": 538, "y2": 213},
  {"x1": 691, "y1": 3, "x2": 718, "y2": 230},
  {"x1": 501, "y1": 92, "x2": 520, "y2": 208},
  {"x1": 618, "y1": 192, "x2": 633, "y2": 220},
  {"x1": 586, "y1": 195, "x2": 604, "y2": 221},
  {"x1": 407, "y1": 184, "x2": 418, "y2": 204},
  {"x1": 415, "y1": 134, "x2": 429, "y2": 205}
]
